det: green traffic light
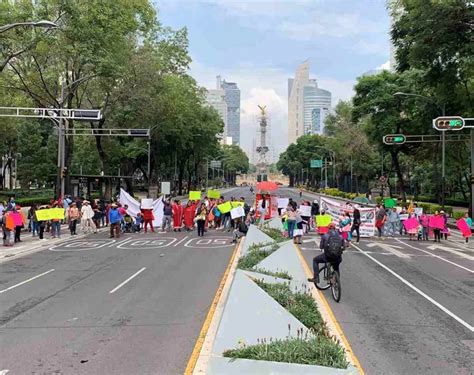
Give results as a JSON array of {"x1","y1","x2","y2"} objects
[
  {"x1": 449, "y1": 119, "x2": 462, "y2": 127},
  {"x1": 393, "y1": 136, "x2": 404, "y2": 143}
]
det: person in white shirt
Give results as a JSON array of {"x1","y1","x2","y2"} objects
[{"x1": 80, "y1": 200, "x2": 96, "y2": 233}]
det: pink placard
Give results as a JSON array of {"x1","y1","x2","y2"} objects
[
  {"x1": 12, "y1": 212, "x2": 23, "y2": 226},
  {"x1": 403, "y1": 217, "x2": 419, "y2": 231},
  {"x1": 429, "y1": 216, "x2": 445, "y2": 230},
  {"x1": 457, "y1": 219, "x2": 472, "y2": 238}
]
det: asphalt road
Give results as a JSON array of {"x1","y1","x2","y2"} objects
[
  {"x1": 278, "y1": 187, "x2": 474, "y2": 375},
  {"x1": 0, "y1": 187, "x2": 253, "y2": 375}
]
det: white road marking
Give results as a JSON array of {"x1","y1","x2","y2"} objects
[
  {"x1": 0, "y1": 370, "x2": 10, "y2": 375},
  {"x1": 366, "y1": 242, "x2": 411, "y2": 259},
  {"x1": 394, "y1": 239, "x2": 474, "y2": 274},
  {"x1": 173, "y1": 235, "x2": 189, "y2": 247},
  {"x1": 427, "y1": 244, "x2": 474, "y2": 261},
  {"x1": 109, "y1": 267, "x2": 146, "y2": 294},
  {"x1": 352, "y1": 243, "x2": 474, "y2": 333},
  {"x1": 0, "y1": 269, "x2": 55, "y2": 294}
]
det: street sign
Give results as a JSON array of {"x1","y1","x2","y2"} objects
[
  {"x1": 433, "y1": 116, "x2": 464, "y2": 131},
  {"x1": 161, "y1": 181, "x2": 170, "y2": 195},
  {"x1": 379, "y1": 175, "x2": 387, "y2": 184},
  {"x1": 383, "y1": 134, "x2": 406, "y2": 145},
  {"x1": 210, "y1": 160, "x2": 221, "y2": 168},
  {"x1": 310, "y1": 159, "x2": 323, "y2": 168}
]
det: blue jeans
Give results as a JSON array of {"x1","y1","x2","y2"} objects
[
  {"x1": 51, "y1": 221, "x2": 61, "y2": 237},
  {"x1": 287, "y1": 220, "x2": 296, "y2": 238},
  {"x1": 32, "y1": 221, "x2": 39, "y2": 236}
]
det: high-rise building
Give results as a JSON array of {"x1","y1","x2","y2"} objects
[
  {"x1": 205, "y1": 87, "x2": 228, "y2": 138},
  {"x1": 218, "y1": 76, "x2": 240, "y2": 145},
  {"x1": 288, "y1": 61, "x2": 331, "y2": 144}
]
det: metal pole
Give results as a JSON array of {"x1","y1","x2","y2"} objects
[
  {"x1": 206, "y1": 159, "x2": 209, "y2": 189},
  {"x1": 441, "y1": 105, "x2": 446, "y2": 209},
  {"x1": 320, "y1": 164, "x2": 323, "y2": 188},
  {"x1": 324, "y1": 158, "x2": 328, "y2": 188},
  {"x1": 350, "y1": 156, "x2": 353, "y2": 193},
  {"x1": 59, "y1": 78, "x2": 65, "y2": 198},
  {"x1": 332, "y1": 153, "x2": 336, "y2": 188},
  {"x1": 471, "y1": 128, "x2": 474, "y2": 217},
  {"x1": 147, "y1": 136, "x2": 151, "y2": 196},
  {"x1": 381, "y1": 150, "x2": 384, "y2": 199}
]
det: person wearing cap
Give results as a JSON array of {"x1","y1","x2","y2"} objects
[
  {"x1": 67, "y1": 202, "x2": 80, "y2": 235},
  {"x1": 109, "y1": 203, "x2": 122, "y2": 238},
  {"x1": 80, "y1": 200, "x2": 95, "y2": 234}
]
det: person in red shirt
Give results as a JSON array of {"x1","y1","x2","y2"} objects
[
  {"x1": 142, "y1": 208, "x2": 154, "y2": 233},
  {"x1": 172, "y1": 199, "x2": 183, "y2": 231},
  {"x1": 183, "y1": 201, "x2": 195, "y2": 231}
]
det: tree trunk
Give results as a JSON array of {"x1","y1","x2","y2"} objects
[{"x1": 391, "y1": 150, "x2": 406, "y2": 201}]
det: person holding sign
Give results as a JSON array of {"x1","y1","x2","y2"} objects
[
  {"x1": 172, "y1": 200, "x2": 183, "y2": 232},
  {"x1": 458, "y1": 213, "x2": 472, "y2": 244},
  {"x1": 316, "y1": 211, "x2": 331, "y2": 235},
  {"x1": 183, "y1": 201, "x2": 195, "y2": 231},
  {"x1": 195, "y1": 203, "x2": 208, "y2": 237}
]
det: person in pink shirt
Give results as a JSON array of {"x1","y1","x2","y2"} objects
[{"x1": 419, "y1": 213, "x2": 429, "y2": 241}]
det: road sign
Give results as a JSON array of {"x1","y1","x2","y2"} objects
[
  {"x1": 210, "y1": 160, "x2": 221, "y2": 168},
  {"x1": 161, "y1": 181, "x2": 171, "y2": 195},
  {"x1": 383, "y1": 134, "x2": 406, "y2": 145},
  {"x1": 433, "y1": 116, "x2": 465, "y2": 131},
  {"x1": 310, "y1": 159, "x2": 323, "y2": 168},
  {"x1": 379, "y1": 175, "x2": 387, "y2": 184}
]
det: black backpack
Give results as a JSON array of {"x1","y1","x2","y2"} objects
[{"x1": 324, "y1": 231, "x2": 344, "y2": 258}]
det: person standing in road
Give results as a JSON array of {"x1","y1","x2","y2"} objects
[
  {"x1": 440, "y1": 210, "x2": 450, "y2": 240},
  {"x1": 375, "y1": 204, "x2": 387, "y2": 239},
  {"x1": 432, "y1": 211, "x2": 442, "y2": 242},
  {"x1": 257, "y1": 199, "x2": 267, "y2": 229},
  {"x1": 419, "y1": 213, "x2": 429, "y2": 241},
  {"x1": 80, "y1": 200, "x2": 95, "y2": 234},
  {"x1": 29, "y1": 204, "x2": 39, "y2": 237},
  {"x1": 162, "y1": 200, "x2": 173, "y2": 232},
  {"x1": 286, "y1": 205, "x2": 297, "y2": 239},
  {"x1": 108, "y1": 203, "x2": 121, "y2": 238},
  {"x1": 68, "y1": 202, "x2": 80, "y2": 235},
  {"x1": 311, "y1": 199, "x2": 320, "y2": 231},
  {"x1": 172, "y1": 199, "x2": 183, "y2": 232},
  {"x1": 142, "y1": 208, "x2": 155, "y2": 233},
  {"x1": 195, "y1": 203, "x2": 208, "y2": 237},
  {"x1": 462, "y1": 212, "x2": 472, "y2": 244},
  {"x1": 351, "y1": 206, "x2": 361, "y2": 243},
  {"x1": 183, "y1": 201, "x2": 195, "y2": 231},
  {"x1": 387, "y1": 208, "x2": 400, "y2": 237}
]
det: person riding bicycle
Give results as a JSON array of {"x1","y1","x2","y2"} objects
[{"x1": 308, "y1": 223, "x2": 344, "y2": 283}]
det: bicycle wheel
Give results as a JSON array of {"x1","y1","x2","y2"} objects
[
  {"x1": 314, "y1": 265, "x2": 331, "y2": 290},
  {"x1": 331, "y1": 270, "x2": 341, "y2": 302}
]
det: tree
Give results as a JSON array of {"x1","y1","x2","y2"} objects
[{"x1": 220, "y1": 144, "x2": 249, "y2": 185}]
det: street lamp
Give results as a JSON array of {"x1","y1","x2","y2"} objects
[
  {"x1": 0, "y1": 20, "x2": 58, "y2": 34},
  {"x1": 393, "y1": 92, "x2": 446, "y2": 208}
]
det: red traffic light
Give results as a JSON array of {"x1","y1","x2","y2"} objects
[{"x1": 433, "y1": 116, "x2": 464, "y2": 131}]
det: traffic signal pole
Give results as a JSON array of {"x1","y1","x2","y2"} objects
[
  {"x1": 471, "y1": 129, "x2": 474, "y2": 217},
  {"x1": 441, "y1": 105, "x2": 446, "y2": 210}
]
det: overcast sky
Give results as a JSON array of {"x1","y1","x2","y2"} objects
[{"x1": 156, "y1": 0, "x2": 391, "y2": 160}]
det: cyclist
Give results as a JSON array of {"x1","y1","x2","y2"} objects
[{"x1": 308, "y1": 223, "x2": 344, "y2": 283}]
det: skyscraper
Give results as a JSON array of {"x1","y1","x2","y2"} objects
[
  {"x1": 218, "y1": 76, "x2": 240, "y2": 145},
  {"x1": 288, "y1": 61, "x2": 331, "y2": 144},
  {"x1": 205, "y1": 87, "x2": 228, "y2": 138}
]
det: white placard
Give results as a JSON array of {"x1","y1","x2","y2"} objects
[
  {"x1": 277, "y1": 198, "x2": 289, "y2": 208},
  {"x1": 161, "y1": 181, "x2": 171, "y2": 195},
  {"x1": 141, "y1": 198, "x2": 153, "y2": 209},
  {"x1": 298, "y1": 205, "x2": 312, "y2": 217},
  {"x1": 231, "y1": 206, "x2": 245, "y2": 219},
  {"x1": 414, "y1": 207, "x2": 423, "y2": 216},
  {"x1": 399, "y1": 214, "x2": 409, "y2": 221}
]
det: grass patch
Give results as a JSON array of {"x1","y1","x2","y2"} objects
[
  {"x1": 223, "y1": 336, "x2": 348, "y2": 369},
  {"x1": 238, "y1": 243, "x2": 292, "y2": 280},
  {"x1": 262, "y1": 227, "x2": 287, "y2": 242},
  {"x1": 223, "y1": 280, "x2": 348, "y2": 368}
]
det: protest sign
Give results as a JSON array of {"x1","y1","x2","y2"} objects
[
  {"x1": 384, "y1": 198, "x2": 397, "y2": 208},
  {"x1": 319, "y1": 197, "x2": 375, "y2": 237},
  {"x1": 428, "y1": 215, "x2": 445, "y2": 229},
  {"x1": 230, "y1": 206, "x2": 245, "y2": 219},
  {"x1": 316, "y1": 214, "x2": 332, "y2": 227},
  {"x1": 414, "y1": 207, "x2": 423, "y2": 216},
  {"x1": 403, "y1": 217, "x2": 419, "y2": 231},
  {"x1": 231, "y1": 201, "x2": 244, "y2": 208},
  {"x1": 11, "y1": 212, "x2": 24, "y2": 226},
  {"x1": 299, "y1": 205, "x2": 312, "y2": 217},
  {"x1": 456, "y1": 219, "x2": 472, "y2": 238},
  {"x1": 207, "y1": 190, "x2": 221, "y2": 199},
  {"x1": 189, "y1": 191, "x2": 201, "y2": 201},
  {"x1": 34, "y1": 208, "x2": 64, "y2": 221},
  {"x1": 399, "y1": 214, "x2": 409, "y2": 221},
  {"x1": 277, "y1": 198, "x2": 289, "y2": 209},
  {"x1": 218, "y1": 202, "x2": 232, "y2": 214},
  {"x1": 141, "y1": 198, "x2": 153, "y2": 209}
]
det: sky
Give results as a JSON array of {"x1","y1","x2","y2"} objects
[{"x1": 155, "y1": 0, "x2": 392, "y2": 161}]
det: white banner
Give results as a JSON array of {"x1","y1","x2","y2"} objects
[
  {"x1": 119, "y1": 189, "x2": 164, "y2": 227},
  {"x1": 277, "y1": 198, "x2": 289, "y2": 208},
  {"x1": 319, "y1": 196, "x2": 375, "y2": 237},
  {"x1": 231, "y1": 206, "x2": 245, "y2": 219},
  {"x1": 298, "y1": 205, "x2": 312, "y2": 217},
  {"x1": 141, "y1": 198, "x2": 153, "y2": 209}
]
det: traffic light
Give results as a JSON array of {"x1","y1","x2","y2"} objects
[
  {"x1": 61, "y1": 168, "x2": 67, "y2": 178},
  {"x1": 383, "y1": 134, "x2": 406, "y2": 145},
  {"x1": 433, "y1": 116, "x2": 464, "y2": 131}
]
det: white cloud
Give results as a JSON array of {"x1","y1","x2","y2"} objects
[{"x1": 352, "y1": 40, "x2": 390, "y2": 56}]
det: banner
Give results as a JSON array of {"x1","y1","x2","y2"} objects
[
  {"x1": 11, "y1": 212, "x2": 24, "y2": 226},
  {"x1": 34, "y1": 208, "x2": 64, "y2": 221},
  {"x1": 189, "y1": 191, "x2": 201, "y2": 201},
  {"x1": 414, "y1": 207, "x2": 423, "y2": 216},
  {"x1": 403, "y1": 217, "x2": 419, "y2": 231},
  {"x1": 207, "y1": 190, "x2": 221, "y2": 199},
  {"x1": 230, "y1": 206, "x2": 245, "y2": 219},
  {"x1": 428, "y1": 215, "x2": 445, "y2": 229},
  {"x1": 119, "y1": 188, "x2": 163, "y2": 227},
  {"x1": 457, "y1": 219, "x2": 472, "y2": 238},
  {"x1": 141, "y1": 198, "x2": 153, "y2": 209},
  {"x1": 399, "y1": 214, "x2": 409, "y2": 221},
  {"x1": 384, "y1": 198, "x2": 397, "y2": 208},
  {"x1": 218, "y1": 202, "x2": 232, "y2": 214},
  {"x1": 277, "y1": 198, "x2": 289, "y2": 209},
  {"x1": 231, "y1": 201, "x2": 244, "y2": 208},
  {"x1": 316, "y1": 214, "x2": 332, "y2": 227},
  {"x1": 298, "y1": 205, "x2": 312, "y2": 217},
  {"x1": 319, "y1": 196, "x2": 376, "y2": 237}
]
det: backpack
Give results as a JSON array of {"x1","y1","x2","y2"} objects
[{"x1": 324, "y1": 231, "x2": 344, "y2": 259}]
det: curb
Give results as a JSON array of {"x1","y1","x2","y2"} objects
[
  {"x1": 294, "y1": 243, "x2": 365, "y2": 375},
  {"x1": 184, "y1": 235, "x2": 243, "y2": 374}
]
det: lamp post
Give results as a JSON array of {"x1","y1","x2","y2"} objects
[
  {"x1": 393, "y1": 92, "x2": 446, "y2": 208},
  {"x1": 0, "y1": 20, "x2": 58, "y2": 34}
]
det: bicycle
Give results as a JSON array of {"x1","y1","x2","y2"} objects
[{"x1": 314, "y1": 261, "x2": 341, "y2": 302}]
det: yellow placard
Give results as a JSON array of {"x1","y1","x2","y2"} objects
[
  {"x1": 35, "y1": 208, "x2": 65, "y2": 221},
  {"x1": 207, "y1": 190, "x2": 221, "y2": 199},
  {"x1": 316, "y1": 214, "x2": 332, "y2": 227},
  {"x1": 189, "y1": 191, "x2": 201, "y2": 201},
  {"x1": 231, "y1": 201, "x2": 244, "y2": 208},
  {"x1": 217, "y1": 202, "x2": 232, "y2": 214}
]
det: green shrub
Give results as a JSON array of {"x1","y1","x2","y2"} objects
[
  {"x1": 261, "y1": 227, "x2": 287, "y2": 242},
  {"x1": 453, "y1": 211, "x2": 467, "y2": 220},
  {"x1": 223, "y1": 336, "x2": 348, "y2": 369}
]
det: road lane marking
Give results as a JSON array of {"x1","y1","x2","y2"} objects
[
  {"x1": 427, "y1": 244, "x2": 474, "y2": 261},
  {"x1": 173, "y1": 235, "x2": 189, "y2": 247},
  {"x1": 352, "y1": 243, "x2": 474, "y2": 333},
  {"x1": 109, "y1": 267, "x2": 146, "y2": 294},
  {"x1": 0, "y1": 269, "x2": 55, "y2": 294},
  {"x1": 0, "y1": 370, "x2": 10, "y2": 375},
  {"x1": 394, "y1": 239, "x2": 474, "y2": 274},
  {"x1": 366, "y1": 242, "x2": 411, "y2": 259}
]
